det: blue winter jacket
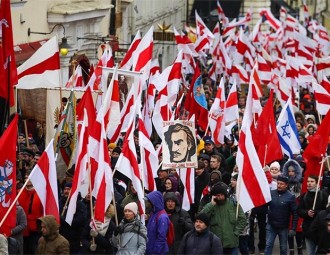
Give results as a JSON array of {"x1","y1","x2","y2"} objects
[
  {"x1": 146, "y1": 191, "x2": 169, "y2": 255},
  {"x1": 268, "y1": 189, "x2": 298, "y2": 230}
]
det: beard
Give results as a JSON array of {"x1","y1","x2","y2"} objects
[{"x1": 214, "y1": 198, "x2": 226, "y2": 205}]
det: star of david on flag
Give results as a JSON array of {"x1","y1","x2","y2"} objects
[{"x1": 276, "y1": 99, "x2": 301, "y2": 158}]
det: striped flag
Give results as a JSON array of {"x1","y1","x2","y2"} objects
[{"x1": 29, "y1": 139, "x2": 59, "y2": 222}]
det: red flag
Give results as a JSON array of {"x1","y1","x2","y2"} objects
[
  {"x1": 0, "y1": 114, "x2": 18, "y2": 236},
  {"x1": 302, "y1": 109, "x2": 330, "y2": 193},
  {"x1": 0, "y1": 0, "x2": 18, "y2": 106},
  {"x1": 251, "y1": 92, "x2": 283, "y2": 166},
  {"x1": 29, "y1": 139, "x2": 60, "y2": 223}
]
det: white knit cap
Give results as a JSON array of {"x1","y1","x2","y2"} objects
[
  {"x1": 270, "y1": 161, "x2": 280, "y2": 170},
  {"x1": 124, "y1": 202, "x2": 138, "y2": 215}
]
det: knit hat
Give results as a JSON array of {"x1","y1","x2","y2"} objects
[
  {"x1": 112, "y1": 146, "x2": 122, "y2": 155},
  {"x1": 277, "y1": 175, "x2": 289, "y2": 184},
  {"x1": 270, "y1": 161, "x2": 280, "y2": 171},
  {"x1": 211, "y1": 182, "x2": 228, "y2": 196},
  {"x1": 231, "y1": 174, "x2": 238, "y2": 180},
  {"x1": 195, "y1": 212, "x2": 210, "y2": 226},
  {"x1": 124, "y1": 202, "x2": 138, "y2": 215},
  {"x1": 305, "y1": 114, "x2": 315, "y2": 123}
]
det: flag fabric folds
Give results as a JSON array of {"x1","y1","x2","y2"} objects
[
  {"x1": 29, "y1": 139, "x2": 60, "y2": 223},
  {"x1": 276, "y1": 99, "x2": 301, "y2": 158},
  {"x1": 0, "y1": 114, "x2": 18, "y2": 236}
]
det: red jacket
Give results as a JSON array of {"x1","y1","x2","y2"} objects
[{"x1": 18, "y1": 188, "x2": 43, "y2": 236}]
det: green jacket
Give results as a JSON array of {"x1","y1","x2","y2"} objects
[{"x1": 201, "y1": 199, "x2": 247, "y2": 248}]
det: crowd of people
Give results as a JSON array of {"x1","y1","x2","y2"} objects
[{"x1": 0, "y1": 73, "x2": 329, "y2": 255}]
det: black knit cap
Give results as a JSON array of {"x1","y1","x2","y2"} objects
[
  {"x1": 211, "y1": 182, "x2": 228, "y2": 196},
  {"x1": 195, "y1": 212, "x2": 210, "y2": 226}
]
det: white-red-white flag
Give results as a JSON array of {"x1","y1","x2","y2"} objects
[
  {"x1": 312, "y1": 81, "x2": 330, "y2": 115},
  {"x1": 17, "y1": 36, "x2": 61, "y2": 89},
  {"x1": 178, "y1": 168, "x2": 195, "y2": 211},
  {"x1": 120, "y1": 31, "x2": 142, "y2": 70},
  {"x1": 29, "y1": 139, "x2": 59, "y2": 222},
  {"x1": 236, "y1": 70, "x2": 271, "y2": 212}
]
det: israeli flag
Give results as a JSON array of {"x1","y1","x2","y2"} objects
[{"x1": 276, "y1": 99, "x2": 301, "y2": 158}]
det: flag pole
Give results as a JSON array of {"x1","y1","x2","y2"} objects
[
  {"x1": 312, "y1": 155, "x2": 325, "y2": 210},
  {"x1": 236, "y1": 170, "x2": 243, "y2": 220},
  {"x1": 23, "y1": 119, "x2": 30, "y2": 149}
]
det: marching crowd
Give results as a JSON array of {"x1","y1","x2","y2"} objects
[{"x1": 1, "y1": 77, "x2": 330, "y2": 255}]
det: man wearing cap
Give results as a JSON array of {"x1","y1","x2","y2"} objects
[
  {"x1": 265, "y1": 175, "x2": 298, "y2": 255},
  {"x1": 199, "y1": 138, "x2": 218, "y2": 157},
  {"x1": 201, "y1": 182, "x2": 247, "y2": 254},
  {"x1": 178, "y1": 212, "x2": 223, "y2": 254}
]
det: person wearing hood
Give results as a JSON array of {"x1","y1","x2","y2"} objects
[
  {"x1": 282, "y1": 160, "x2": 303, "y2": 255},
  {"x1": 198, "y1": 170, "x2": 223, "y2": 212},
  {"x1": 112, "y1": 202, "x2": 147, "y2": 255},
  {"x1": 164, "y1": 192, "x2": 193, "y2": 254},
  {"x1": 145, "y1": 191, "x2": 170, "y2": 255},
  {"x1": 177, "y1": 213, "x2": 223, "y2": 254},
  {"x1": 163, "y1": 176, "x2": 183, "y2": 205},
  {"x1": 35, "y1": 215, "x2": 69, "y2": 255},
  {"x1": 282, "y1": 159, "x2": 303, "y2": 198}
]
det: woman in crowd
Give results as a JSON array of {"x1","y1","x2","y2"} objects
[{"x1": 112, "y1": 202, "x2": 147, "y2": 255}]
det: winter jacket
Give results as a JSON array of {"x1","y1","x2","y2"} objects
[
  {"x1": 146, "y1": 191, "x2": 170, "y2": 255},
  {"x1": 298, "y1": 189, "x2": 328, "y2": 237},
  {"x1": 59, "y1": 195, "x2": 87, "y2": 254},
  {"x1": 17, "y1": 188, "x2": 43, "y2": 236},
  {"x1": 177, "y1": 228, "x2": 223, "y2": 255},
  {"x1": 35, "y1": 215, "x2": 70, "y2": 255},
  {"x1": 164, "y1": 192, "x2": 193, "y2": 254},
  {"x1": 268, "y1": 189, "x2": 298, "y2": 230},
  {"x1": 81, "y1": 218, "x2": 116, "y2": 254},
  {"x1": 201, "y1": 199, "x2": 247, "y2": 248},
  {"x1": 0, "y1": 234, "x2": 8, "y2": 255},
  {"x1": 309, "y1": 207, "x2": 330, "y2": 244},
  {"x1": 112, "y1": 217, "x2": 147, "y2": 255},
  {"x1": 11, "y1": 204, "x2": 27, "y2": 254},
  {"x1": 282, "y1": 159, "x2": 302, "y2": 198}
]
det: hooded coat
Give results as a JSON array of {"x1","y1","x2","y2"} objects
[
  {"x1": 35, "y1": 215, "x2": 70, "y2": 255},
  {"x1": 282, "y1": 159, "x2": 303, "y2": 198},
  {"x1": 164, "y1": 192, "x2": 193, "y2": 254},
  {"x1": 163, "y1": 176, "x2": 182, "y2": 205},
  {"x1": 146, "y1": 191, "x2": 170, "y2": 255}
]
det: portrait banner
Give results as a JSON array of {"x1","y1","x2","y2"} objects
[{"x1": 162, "y1": 120, "x2": 197, "y2": 169}]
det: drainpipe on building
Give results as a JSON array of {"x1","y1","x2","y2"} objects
[{"x1": 109, "y1": 0, "x2": 116, "y2": 35}]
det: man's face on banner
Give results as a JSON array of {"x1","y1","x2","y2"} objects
[{"x1": 170, "y1": 130, "x2": 191, "y2": 162}]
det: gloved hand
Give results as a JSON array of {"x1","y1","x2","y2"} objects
[
  {"x1": 114, "y1": 225, "x2": 124, "y2": 236},
  {"x1": 90, "y1": 243, "x2": 97, "y2": 251},
  {"x1": 288, "y1": 230, "x2": 296, "y2": 237},
  {"x1": 90, "y1": 229, "x2": 98, "y2": 237}
]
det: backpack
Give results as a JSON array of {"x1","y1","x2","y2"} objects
[
  {"x1": 7, "y1": 237, "x2": 20, "y2": 255},
  {"x1": 156, "y1": 209, "x2": 175, "y2": 246}
]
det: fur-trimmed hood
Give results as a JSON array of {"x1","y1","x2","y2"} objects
[{"x1": 282, "y1": 159, "x2": 302, "y2": 183}]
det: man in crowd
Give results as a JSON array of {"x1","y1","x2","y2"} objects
[
  {"x1": 202, "y1": 182, "x2": 247, "y2": 254},
  {"x1": 265, "y1": 176, "x2": 298, "y2": 255}
]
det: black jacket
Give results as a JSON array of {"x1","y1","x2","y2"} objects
[
  {"x1": 268, "y1": 189, "x2": 298, "y2": 230},
  {"x1": 177, "y1": 228, "x2": 223, "y2": 255}
]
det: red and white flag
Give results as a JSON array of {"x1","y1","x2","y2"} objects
[
  {"x1": 0, "y1": 114, "x2": 17, "y2": 236},
  {"x1": 65, "y1": 65, "x2": 84, "y2": 88},
  {"x1": 120, "y1": 31, "x2": 142, "y2": 70},
  {"x1": 209, "y1": 78, "x2": 226, "y2": 145},
  {"x1": 0, "y1": 0, "x2": 17, "y2": 106},
  {"x1": 179, "y1": 168, "x2": 195, "y2": 211},
  {"x1": 312, "y1": 81, "x2": 330, "y2": 115},
  {"x1": 138, "y1": 117, "x2": 158, "y2": 192},
  {"x1": 236, "y1": 71, "x2": 271, "y2": 212},
  {"x1": 224, "y1": 81, "x2": 239, "y2": 123},
  {"x1": 115, "y1": 120, "x2": 145, "y2": 215},
  {"x1": 29, "y1": 139, "x2": 59, "y2": 222},
  {"x1": 65, "y1": 113, "x2": 89, "y2": 225},
  {"x1": 17, "y1": 36, "x2": 60, "y2": 89},
  {"x1": 259, "y1": 8, "x2": 281, "y2": 31}
]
